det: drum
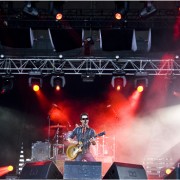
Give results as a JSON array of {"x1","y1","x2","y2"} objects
[
  {"x1": 53, "y1": 144, "x2": 65, "y2": 157},
  {"x1": 31, "y1": 141, "x2": 51, "y2": 161}
]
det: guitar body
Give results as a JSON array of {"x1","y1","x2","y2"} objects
[
  {"x1": 66, "y1": 131, "x2": 105, "y2": 160},
  {"x1": 66, "y1": 144, "x2": 82, "y2": 160}
]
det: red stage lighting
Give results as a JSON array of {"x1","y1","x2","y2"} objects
[
  {"x1": 135, "y1": 78, "x2": 148, "y2": 92},
  {"x1": 50, "y1": 75, "x2": 65, "y2": 90},
  {"x1": 33, "y1": 84, "x2": 40, "y2": 92},
  {"x1": 55, "y1": 85, "x2": 60, "y2": 91},
  {"x1": 116, "y1": 85, "x2": 121, "y2": 91},
  {"x1": 7, "y1": 166, "x2": 13, "y2": 172},
  {"x1": 115, "y1": 12, "x2": 122, "y2": 20},
  {"x1": 0, "y1": 165, "x2": 14, "y2": 177},
  {"x1": 56, "y1": 13, "x2": 63, "y2": 20},
  {"x1": 111, "y1": 76, "x2": 126, "y2": 91},
  {"x1": 28, "y1": 76, "x2": 42, "y2": 91},
  {"x1": 137, "y1": 85, "x2": 144, "y2": 93}
]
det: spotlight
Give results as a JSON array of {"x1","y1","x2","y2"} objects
[
  {"x1": 59, "y1": 54, "x2": 63, "y2": 59},
  {"x1": 114, "y1": 1, "x2": 129, "y2": 20},
  {"x1": 81, "y1": 73, "x2": 95, "y2": 82},
  {"x1": 23, "y1": 1, "x2": 39, "y2": 17},
  {"x1": 175, "y1": 55, "x2": 179, "y2": 59},
  {"x1": 139, "y1": 1, "x2": 157, "y2": 18},
  {"x1": 115, "y1": 55, "x2": 120, "y2": 60},
  {"x1": 50, "y1": 76, "x2": 65, "y2": 91},
  {"x1": 28, "y1": 77, "x2": 42, "y2": 92},
  {"x1": 50, "y1": 2, "x2": 64, "y2": 20},
  {"x1": 111, "y1": 76, "x2": 126, "y2": 91},
  {"x1": 0, "y1": 54, "x2": 4, "y2": 58},
  {"x1": 56, "y1": 13, "x2": 63, "y2": 21},
  {"x1": 134, "y1": 78, "x2": 148, "y2": 92},
  {"x1": 0, "y1": 75, "x2": 14, "y2": 94}
]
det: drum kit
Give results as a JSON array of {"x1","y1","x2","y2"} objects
[{"x1": 31, "y1": 123, "x2": 72, "y2": 162}]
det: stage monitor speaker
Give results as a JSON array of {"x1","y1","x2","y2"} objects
[
  {"x1": 103, "y1": 162, "x2": 147, "y2": 179},
  {"x1": 64, "y1": 161, "x2": 102, "y2": 179},
  {"x1": 19, "y1": 160, "x2": 63, "y2": 179},
  {"x1": 164, "y1": 167, "x2": 180, "y2": 179}
]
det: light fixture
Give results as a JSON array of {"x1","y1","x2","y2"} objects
[
  {"x1": 111, "y1": 76, "x2": 126, "y2": 91},
  {"x1": 28, "y1": 77, "x2": 42, "y2": 92},
  {"x1": 23, "y1": 1, "x2": 39, "y2": 17},
  {"x1": 139, "y1": 1, "x2": 157, "y2": 18},
  {"x1": 114, "y1": 1, "x2": 129, "y2": 20},
  {"x1": 81, "y1": 73, "x2": 95, "y2": 82},
  {"x1": 175, "y1": 55, "x2": 179, "y2": 59},
  {"x1": 28, "y1": 70, "x2": 42, "y2": 91},
  {"x1": 50, "y1": 76, "x2": 65, "y2": 91},
  {"x1": 59, "y1": 54, "x2": 63, "y2": 59},
  {"x1": 49, "y1": 2, "x2": 64, "y2": 20},
  {"x1": 0, "y1": 75, "x2": 14, "y2": 94},
  {"x1": 134, "y1": 78, "x2": 148, "y2": 92},
  {"x1": 0, "y1": 54, "x2": 5, "y2": 59},
  {"x1": 115, "y1": 55, "x2": 120, "y2": 60}
]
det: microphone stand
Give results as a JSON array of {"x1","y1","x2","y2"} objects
[
  {"x1": 47, "y1": 115, "x2": 51, "y2": 159},
  {"x1": 53, "y1": 126, "x2": 60, "y2": 160}
]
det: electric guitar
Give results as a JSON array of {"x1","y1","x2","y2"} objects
[{"x1": 66, "y1": 131, "x2": 105, "y2": 160}]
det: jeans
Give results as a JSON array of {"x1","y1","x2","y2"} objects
[{"x1": 75, "y1": 150, "x2": 96, "y2": 162}]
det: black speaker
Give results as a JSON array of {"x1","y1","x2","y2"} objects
[
  {"x1": 103, "y1": 162, "x2": 147, "y2": 179},
  {"x1": 64, "y1": 161, "x2": 102, "y2": 179},
  {"x1": 164, "y1": 167, "x2": 180, "y2": 179},
  {"x1": 101, "y1": 29, "x2": 133, "y2": 51},
  {"x1": 19, "y1": 160, "x2": 63, "y2": 179}
]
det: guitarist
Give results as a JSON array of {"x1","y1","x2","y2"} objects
[{"x1": 67, "y1": 112, "x2": 96, "y2": 161}]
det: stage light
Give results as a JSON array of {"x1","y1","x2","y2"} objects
[
  {"x1": 81, "y1": 73, "x2": 95, "y2": 82},
  {"x1": 111, "y1": 76, "x2": 126, "y2": 91},
  {"x1": 7, "y1": 166, "x2": 13, "y2": 172},
  {"x1": 114, "y1": 1, "x2": 129, "y2": 20},
  {"x1": 50, "y1": 2, "x2": 64, "y2": 20},
  {"x1": 137, "y1": 85, "x2": 144, "y2": 93},
  {"x1": 115, "y1": 55, "x2": 120, "y2": 60},
  {"x1": 134, "y1": 78, "x2": 148, "y2": 92},
  {"x1": 56, "y1": 13, "x2": 63, "y2": 21},
  {"x1": 28, "y1": 77, "x2": 42, "y2": 91},
  {"x1": 165, "y1": 168, "x2": 173, "y2": 175},
  {"x1": 0, "y1": 165, "x2": 14, "y2": 177},
  {"x1": 0, "y1": 76, "x2": 14, "y2": 94},
  {"x1": 175, "y1": 55, "x2": 179, "y2": 59},
  {"x1": 59, "y1": 54, "x2": 63, "y2": 59},
  {"x1": 115, "y1": 12, "x2": 122, "y2": 20},
  {"x1": 50, "y1": 76, "x2": 65, "y2": 90},
  {"x1": 0, "y1": 54, "x2": 4, "y2": 58},
  {"x1": 139, "y1": 1, "x2": 156, "y2": 18},
  {"x1": 33, "y1": 84, "x2": 40, "y2": 92},
  {"x1": 23, "y1": 1, "x2": 39, "y2": 17}
]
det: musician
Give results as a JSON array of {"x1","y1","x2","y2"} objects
[{"x1": 67, "y1": 112, "x2": 96, "y2": 161}]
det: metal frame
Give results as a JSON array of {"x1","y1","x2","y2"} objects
[{"x1": 0, "y1": 57, "x2": 180, "y2": 76}]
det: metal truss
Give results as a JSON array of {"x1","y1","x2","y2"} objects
[{"x1": 0, "y1": 57, "x2": 180, "y2": 76}]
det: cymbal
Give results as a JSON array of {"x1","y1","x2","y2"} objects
[{"x1": 50, "y1": 125, "x2": 66, "y2": 128}]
